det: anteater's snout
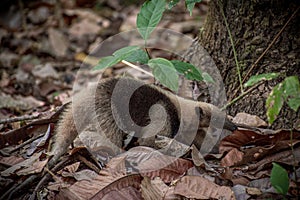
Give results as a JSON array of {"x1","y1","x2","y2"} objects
[{"x1": 224, "y1": 118, "x2": 237, "y2": 131}]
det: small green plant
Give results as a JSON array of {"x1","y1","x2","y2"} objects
[
  {"x1": 266, "y1": 76, "x2": 299, "y2": 196},
  {"x1": 93, "y1": 0, "x2": 208, "y2": 92},
  {"x1": 242, "y1": 74, "x2": 299, "y2": 197},
  {"x1": 266, "y1": 76, "x2": 300, "y2": 124},
  {"x1": 270, "y1": 162, "x2": 289, "y2": 195}
]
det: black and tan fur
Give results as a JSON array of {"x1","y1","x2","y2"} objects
[{"x1": 49, "y1": 77, "x2": 236, "y2": 167}]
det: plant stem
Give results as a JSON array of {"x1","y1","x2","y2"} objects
[
  {"x1": 221, "y1": 82, "x2": 262, "y2": 110},
  {"x1": 290, "y1": 130, "x2": 299, "y2": 197},
  {"x1": 218, "y1": 0, "x2": 244, "y2": 93},
  {"x1": 121, "y1": 60, "x2": 154, "y2": 77},
  {"x1": 229, "y1": 6, "x2": 299, "y2": 101}
]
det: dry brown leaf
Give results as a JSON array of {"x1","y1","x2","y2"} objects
[
  {"x1": 0, "y1": 103, "x2": 67, "y2": 148},
  {"x1": 55, "y1": 156, "x2": 142, "y2": 199},
  {"x1": 100, "y1": 186, "x2": 142, "y2": 200},
  {"x1": 247, "y1": 147, "x2": 300, "y2": 172},
  {"x1": 246, "y1": 187, "x2": 262, "y2": 195},
  {"x1": 220, "y1": 129, "x2": 300, "y2": 167},
  {"x1": 48, "y1": 28, "x2": 69, "y2": 57},
  {"x1": 72, "y1": 169, "x2": 99, "y2": 181},
  {"x1": 141, "y1": 177, "x2": 179, "y2": 200},
  {"x1": 139, "y1": 156, "x2": 193, "y2": 183},
  {"x1": 69, "y1": 19, "x2": 102, "y2": 38},
  {"x1": 231, "y1": 176, "x2": 250, "y2": 186},
  {"x1": 117, "y1": 147, "x2": 193, "y2": 183},
  {"x1": 232, "y1": 112, "x2": 267, "y2": 127},
  {"x1": 58, "y1": 162, "x2": 81, "y2": 178},
  {"x1": 221, "y1": 148, "x2": 244, "y2": 167},
  {"x1": 219, "y1": 129, "x2": 300, "y2": 154},
  {"x1": 27, "y1": 124, "x2": 53, "y2": 156},
  {"x1": 232, "y1": 185, "x2": 251, "y2": 200},
  {"x1": 248, "y1": 178, "x2": 275, "y2": 193},
  {"x1": 0, "y1": 155, "x2": 25, "y2": 166},
  {"x1": 191, "y1": 144, "x2": 206, "y2": 167},
  {"x1": 174, "y1": 175, "x2": 235, "y2": 199},
  {"x1": 32, "y1": 63, "x2": 59, "y2": 79},
  {"x1": 27, "y1": 6, "x2": 50, "y2": 24},
  {"x1": 91, "y1": 174, "x2": 142, "y2": 199},
  {"x1": 1, "y1": 152, "x2": 48, "y2": 176}
]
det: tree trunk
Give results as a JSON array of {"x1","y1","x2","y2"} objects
[{"x1": 186, "y1": 0, "x2": 300, "y2": 129}]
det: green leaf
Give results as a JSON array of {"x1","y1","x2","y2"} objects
[
  {"x1": 283, "y1": 76, "x2": 300, "y2": 97},
  {"x1": 185, "y1": 0, "x2": 202, "y2": 15},
  {"x1": 170, "y1": 60, "x2": 203, "y2": 81},
  {"x1": 148, "y1": 58, "x2": 179, "y2": 92},
  {"x1": 270, "y1": 163, "x2": 289, "y2": 195},
  {"x1": 168, "y1": 0, "x2": 180, "y2": 9},
  {"x1": 93, "y1": 56, "x2": 120, "y2": 70},
  {"x1": 282, "y1": 76, "x2": 300, "y2": 111},
  {"x1": 202, "y1": 72, "x2": 214, "y2": 83},
  {"x1": 287, "y1": 97, "x2": 300, "y2": 111},
  {"x1": 113, "y1": 46, "x2": 140, "y2": 58},
  {"x1": 266, "y1": 83, "x2": 284, "y2": 125},
  {"x1": 93, "y1": 46, "x2": 144, "y2": 70},
  {"x1": 137, "y1": 0, "x2": 166, "y2": 41},
  {"x1": 244, "y1": 73, "x2": 280, "y2": 88},
  {"x1": 125, "y1": 49, "x2": 149, "y2": 64}
]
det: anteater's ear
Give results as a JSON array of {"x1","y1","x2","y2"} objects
[
  {"x1": 194, "y1": 106, "x2": 211, "y2": 128},
  {"x1": 195, "y1": 106, "x2": 204, "y2": 117}
]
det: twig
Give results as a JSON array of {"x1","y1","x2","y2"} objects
[
  {"x1": 229, "y1": 6, "x2": 299, "y2": 101},
  {"x1": 29, "y1": 157, "x2": 69, "y2": 200},
  {"x1": 7, "y1": 133, "x2": 44, "y2": 154},
  {"x1": 18, "y1": 0, "x2": 27, "y2": 31},
  {"x1": 218, "y1": 0, "x2": 244, "y2": 93},
  {"x1": 1, "y1": 174, "x2": 39, "y2": 200},
  {"x1": 121, "y1": 60, "x2": 154, "y2": 77},
  {"x1": 243, "y1": 6, "x2": 299, "y2": 84},
  {"x1": 0, "y1": 114, "x2": 40, "y2": 124},
  {"x1": 77, "y1": 154, "x2": 101, "y2": 174},
  {"x1": 1, "y1": 155, "x2": 69, "y2": 200}
]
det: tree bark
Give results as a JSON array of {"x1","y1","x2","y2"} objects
[{"x1": 186, "y1": 0, "x2": 300, "y2": 129}]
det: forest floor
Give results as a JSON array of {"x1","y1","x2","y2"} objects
[{"x1": 0, "y1": 0, "x2": 299, "y2": 199}]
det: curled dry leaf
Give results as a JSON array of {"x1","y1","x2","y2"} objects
[
  {"x1": 140, "y1": 157, "x2": 193, "y2": 183},
  {"x1": 27, "y1": 123, "x2": 54, "y2": 156},
  {"x1": 247, "y1": 147, "x2": 300, "y2": 173},
  {"x1": 55, "y1": 156, "x2": 142, "y2": 199},
  {"x1": 232, "y1": 112, "x2": 267, "y2": 127},
  {"x1": 58, "y1": 162, "x2": 80, "y2": 177},
  {"x1": 221, "y1": 148, "x2": 244, "y2": 167},
  {"x1": 191, "y1": 144, "x2": 206, "y2": 167},
  {"x1": 219, "y1": 129, "x2": 300, "y2": 154},
  {"x1": 220, "y1": 129, "x2": 300, "y2": 167},
  {"x1": 122, "y1": 146, "x2": 193, "y2": 183}
]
